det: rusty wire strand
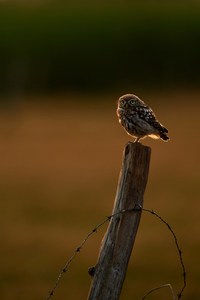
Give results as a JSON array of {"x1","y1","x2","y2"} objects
[
  {"x1": 46, "y1": 206, "x2": 186, "y2": 300},
  {"x1": 142, "y1": 283, "x2": 176, "y2": 300}
]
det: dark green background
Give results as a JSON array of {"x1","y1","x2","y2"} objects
[{"x1": 1, "y1": 2, "x2": 200, "y2": 95}]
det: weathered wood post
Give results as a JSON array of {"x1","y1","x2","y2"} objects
[{"x1": 87, "y1": 142, "x2": 151, "y2": 300}]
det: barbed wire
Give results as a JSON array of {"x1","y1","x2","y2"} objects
[
  {"x1": 142, "y1": 207, "x2": 186, "y2": 299},
  {"x1": 46, "y1": 205, "x2": 186, "y2": 300},
  {"x1": 46, "y1": 209, "x2": 127, "y2": 300}
]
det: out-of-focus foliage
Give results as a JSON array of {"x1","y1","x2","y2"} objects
[{"x1": 0, "y1": 3, "x2": 200, "y2": 95}]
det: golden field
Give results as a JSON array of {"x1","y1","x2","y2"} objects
[{"x1": 0, "y1": 90, "x2": 199, "y2": 300}]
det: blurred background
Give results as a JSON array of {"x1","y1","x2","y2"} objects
[{"x1": 0, "y1": 1, "x2": 200, "y2": 299}]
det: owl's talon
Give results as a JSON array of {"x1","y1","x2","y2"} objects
[{"x1": 134, "y1": 138, "x2": 140, "y2": 143}]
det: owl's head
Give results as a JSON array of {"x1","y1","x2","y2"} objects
[{"x1": 118, "y1": 94, "x2": 144, "y2": 108}]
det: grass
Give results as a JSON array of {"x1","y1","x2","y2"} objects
[{"x1": 0, "y1": 90, "x2": 200, "y2": 299}]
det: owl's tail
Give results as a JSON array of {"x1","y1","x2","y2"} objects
[
  {"x1": 160, "y1": 132, "x2": 169, "y2": 141},
  {"x1": 159, "y1": 124, "x2": 169, "y2": 141}
]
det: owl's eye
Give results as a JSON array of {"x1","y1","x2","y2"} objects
[
  {"x1": 129, "y1": 99, "x2": 135, "y2": 106},
  {"x1": 120, "y1": 99, "x2": 126, "y2": 107}
]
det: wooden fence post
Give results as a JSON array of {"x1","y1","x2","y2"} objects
[{"x1": 87, "y1": 142, "x2": 151, "y2": 300}]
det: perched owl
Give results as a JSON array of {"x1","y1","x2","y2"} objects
[{"x1": 117, "y1": 94, "x2": 169, "y2": 142}]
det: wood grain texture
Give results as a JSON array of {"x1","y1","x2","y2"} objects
[{"x1": 87, "y1": 142, "x2": 151, "y2": 300}]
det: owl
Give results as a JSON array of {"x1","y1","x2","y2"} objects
[{"x1": 117, "y1": 94, "x2": 169, "y2": 142}]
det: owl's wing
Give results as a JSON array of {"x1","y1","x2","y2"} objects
[{"x1": 129, "y1": 105, "x2": 168, "y2": 133}]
